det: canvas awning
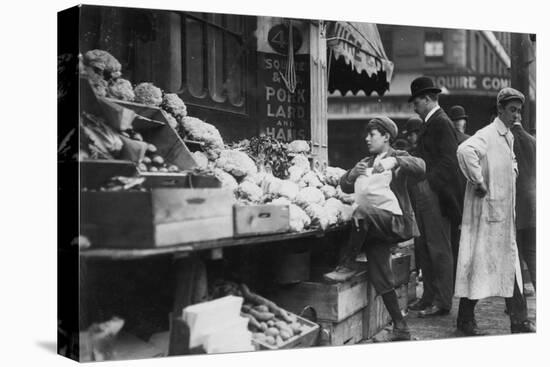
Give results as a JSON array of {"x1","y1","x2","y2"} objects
[{"x1": 326, "y1": 21, "x2": 394, "y2": 96}]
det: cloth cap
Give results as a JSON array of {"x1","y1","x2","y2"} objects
[
  {"x1": 497, "y1": 87, "x2": 525, "y2": 105},
  {"x1": 366, "y1": 116, "x2": 398, "y2": 140}
]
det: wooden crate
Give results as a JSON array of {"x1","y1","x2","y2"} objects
[
  {"x1": 391, "y1": 253, "x2": 411, "y2": 287},
  {"x1": 407, "y1": 271, "x2": 417, "y2": 303},
  {"x1": 106, "y1": 98, "x2": 199, "y2": 173},
  {"x1": 253, "y1": 315, "x2": 320, "y2": 350},
  {"x1": 362, "y1": 284, "x2": 408, "y2": 340},
  {"x1": 396, "y1": 239, "x2": 416, "y2": 271},
  {"x1": 233, "y1": 204, "x2": 290, "y2": 237},
  {"x1": 81, "y1": 188, "x2": 234, "y2": 249},
  {"x1": 271, "y1": 270, "x2": 369, "y2": 323},
  {"x1": 318, "y1": 309, "x2": 364, "y2": 346}
]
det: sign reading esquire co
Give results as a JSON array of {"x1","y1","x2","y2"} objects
[{"x1": 428, "y1": 74, "x2": 511, "y2": 94}]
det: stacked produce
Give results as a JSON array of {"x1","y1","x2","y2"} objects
[{"x1": 79, "y1": 49, "x2": 357, "y2": 231}]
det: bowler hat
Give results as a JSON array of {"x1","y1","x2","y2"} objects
[
  {"x1": 408, "y1": 76, "x2": 441, "y2": 102},
  {"x1": 403, "y1": 116, "x2": 423, "y2": 135},
  {"x1": 497, "y1": 87, "x2": 525, "y2": 105},
  {"x1": 449, "y1": 105, "x2": 468, "y2": 121},
  {"x1": 366, "y1": 116, "x2": 398, "y2": 140}
]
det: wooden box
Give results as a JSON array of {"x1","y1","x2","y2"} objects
[
  {"x1": 81, "y1": 188, "x2": 234, "y2": 249},
  {"x1": 396, "y1": 239, "x2": 416, "y2": 271},
  {"x1": 272, "y1": 270, "x2": 369, "y2": 323},
  {"x1": 233, "y1": 204, "x2": 290, "y2": 237},
  {"x1": 391, "y1": 253, "x2": 411, "y2": 287},
  {"x1": 318, "y1": 309, "x2": 364, "y2": 346},
  {"x1": 408, "y1": 271, "x2": 417, "y2": 303},
  {"x1": 362, "y1": 283, "x2": 408, "y2": 340},
  {"x1": 253, "y1": 315, "x2": 320, "y2": 350}
]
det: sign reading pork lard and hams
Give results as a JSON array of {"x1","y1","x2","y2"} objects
[{"x1": 256, "y1": 17, "x2": 311, "y2": 142}]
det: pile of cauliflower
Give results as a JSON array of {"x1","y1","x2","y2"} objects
[
  {"x1": 227, "y1": 145, "x2": 356, "y2": 232},
  {"x1": 79, "y1": 49, "x2": 356, "y2": 233}
]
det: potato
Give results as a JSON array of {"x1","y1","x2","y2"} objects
[
  {"x1": 147, "y1": 144, "x2": 157, "y2": 153},
  {"x1": 159, "y1": 167, "x2": 168, "y2": 173},
  {"x1": 149, "y1": 166, "x2": 158, "y2": 172},
  {"x1": 254, "y1": 305, "x2": 269, "y2": 313},
  {"x1": 168, "y1": 165, "x2": 179, "y2": 172},
  {"x1": 290, "y1": 322, "x2": 302, "y2": 335},
  {"x1": 142, "y1": 156, "x2": 152, "y2": 164},
  {"x1": 265, "y1": 327, "x2": 279, "y2": 337},
  {"x1": 133, "y1": 132, "x2": 143, "y2": 141},
  {"x1": 152, "y1": 156, "x2": 164, "y2": 166},
  {"x1": 265, "y1": 336, "x2": 276, "y2": 345},
  {"x1": 279, "y1": 330, "x2": 292, "y2": 341},
  {"x1": 275, "y1": 335, "x2": 284, "y2": 347},
  {"x1": 267, "y1": 320, "x2": 275, "y2": 328},
  {"x1": 137, "y1": 163, "x2": 147, "y2": 171},
  {"x1": 259, "y1": 322, "x2": 268, "y2": 332}
]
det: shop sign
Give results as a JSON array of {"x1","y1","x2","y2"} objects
[
  {"x1": 258, "y1": 52, "x2": 310, "y2": 141},
  {"x1": 430, "y1": 74, "x2": 511, "y2": 93}
]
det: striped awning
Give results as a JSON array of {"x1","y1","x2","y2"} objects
[{"x1": 326, "y1": 21, "x2": 394, "y2": 96}]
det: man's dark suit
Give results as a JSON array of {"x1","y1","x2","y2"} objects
[
  {"x1": 413, "y1": 107, "x2": 463, "y2": 310},
  {"x1": 511, "y1": 123, "x2": 536, "y2": 289}
]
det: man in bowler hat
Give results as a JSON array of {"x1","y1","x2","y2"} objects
[
  {"x1": 406, "y1": 76, "x2": 464, "y2": 317},
  {"x1": 448, "y1": 105, "x2": 471, "y2": 145}
]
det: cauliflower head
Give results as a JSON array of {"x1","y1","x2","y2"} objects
[
  {"x1": 215, "y1": 149, "x2": 258, "y2": 178},
  {"x1": 290, "y1": 154, "x2": 311, "y2": 171},
  {"x1": 321, "y1": 185, "x2": 337, "y2": 199},
  {"x1": 107, "y1": 78, "x2": 135, "y2": 101},
  {"x1": 83, "y1": 49, "x2": 122, "y2": 79},
  {"x1": 304, "y1": 203, "x2": 330, "y2": 230},
  {"x1": 288, "y1": 165, "x2": 307, "y2": 183},
  {"x1": 134, "y1": 82, "x2": 163, "y2": 106},
  {"x1": 295, "y1": 187, "x2": 325, "y2": 207},
  {"x1": 236, "y1": 181, "x2": 264, "y2": 203},
  {"x1": 335, "y1": 185, "x2": 356, "y2": 205},
  {"x1": 287, "y1": 140, "x2": 310, "y2": 154},
  {"x1": 164, "y1": 113, "x2": 178, "y2": 129},
  {"x1": 325, "y1": 166, "x2": 348, "y2": 187},
  {"x1": 213, "y1": 168, "x2": 238, "y2": 191},
  {"x1": 289, "y1": 204, "x2": 311, "y2": 232},
  {"x1": 299, "y1": 171, "x2": 323, "y2": 189},
  {"x1": 192, "y1": 151, "x2": 209, "y2": 170},
  {"x1": 181, "y1": 116, "x2": 224, "y2": 150},
  {"x1": 162, "y1": 93, "x2": 187, "y2": 120}
]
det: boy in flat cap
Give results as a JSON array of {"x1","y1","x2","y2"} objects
[
  {"x1": 407, "y1": 76, "x2": 464, "y2": 317},
  {"x1": 324, "y1": 116, "x2": 425, "y2": 342},
  {"x1": 455, "y1": 87, "x2": 535, "y2": 335}
]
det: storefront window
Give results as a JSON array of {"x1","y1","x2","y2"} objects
[
  {"x1": 424, "y1": 31, "x2": 444, "y2": 63},
  {"x1": 181, "y1": 12, "x2": 246, "y2": 113}
]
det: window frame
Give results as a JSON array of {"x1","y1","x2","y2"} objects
[{"x1": 177, "y1": 12, "x2": 250, "y2": 116}]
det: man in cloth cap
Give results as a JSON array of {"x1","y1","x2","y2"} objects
[
  {"x1": 407, "y1": 76, "x2": 464, "y2": 317},
  {"x1": 455, "y1": 87, "x2": 535, "y2": 335},
  {"x1": 448, "y1": 105, "x2": 471, "y2": 145},
  {"x1": 324, "y1": 116, "x2": 425, "y2": 342}
]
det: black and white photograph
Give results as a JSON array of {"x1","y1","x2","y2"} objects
[
  {"x1": 54, "y1": 1, "x2": 541, "y2": 362},
  {"x1": 3, "y1": 0, "x2": 547, "y2": 366}
]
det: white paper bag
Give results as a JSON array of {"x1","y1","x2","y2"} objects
[{"x1": 354, "y1": 168, "x2": 402, "y2": 215}]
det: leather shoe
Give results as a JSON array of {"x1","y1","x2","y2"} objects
[
  {"x1": 409, "y1": 299, "x2": 432, "y2": 311},
  {"x1": 511, "y1": 320, "x2": 536, "y2": 334},
  {"x1": 323, "y1": 265, "x2": 358, "y2": 283},
  {"x1": 457, "y1": 319, "x2": 486, "y2": 336},
  {"x1": 419, "y1": 305, "x2": 450, "y2": 318},
  {"x1": 373, "y1": 326, "x2": 411, "y2": 342}
]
